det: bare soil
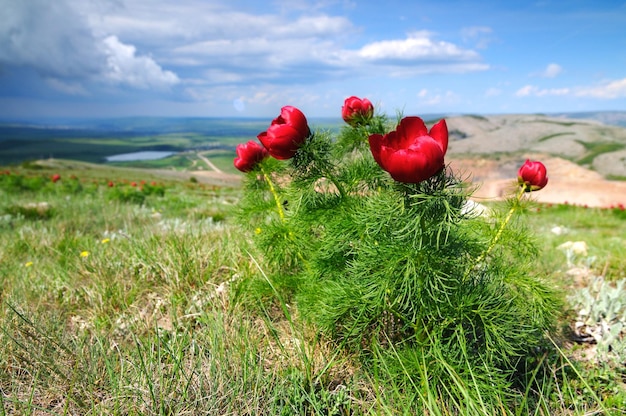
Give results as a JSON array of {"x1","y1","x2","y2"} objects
[{"x1": 448, "y1": 155, "x2": 626, "y2": 208}]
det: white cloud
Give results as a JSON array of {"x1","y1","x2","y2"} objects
[
  {"x1": 0, "y1": 0, "x2": 179, "y2": 93},
  {"x1": 460, "y1": 26, "x2": 494, "y2": 49},
  {"x1": 0, "y1": 0, "x2": 104, "y2": 78},
  {"x1": 515, "y1": 85, "x2": 570, "y2": 97},
  {"x1": 534, "y1": 63, "x2": 563, "y2": 78},
  {"x1": 45, "y1": 78, "x2": 89, "y2": 96},
  {"x1": 516, "y1": 77, "x2": 626, "y2": 100},
  {"x1": 358, "y1": 31, "x2": 480, "y2": 63},
  {"x1": 415, "y1": 89, "x2": 460, "y2": 106},
  {"x1": 102, "y1": 36, "x2": 179, "y2": 89},
  {"x1": 575, "y1": 78, "x2": 626, "y2": 99}
]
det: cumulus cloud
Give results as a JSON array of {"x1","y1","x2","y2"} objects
[
  {"x1": 358, "y1": 31, "x2": 480, "y2": 63},
  {"x1": 103, "y1": 36, "x2": 179, "y2": 89},
  {"x1": 0, "y1": 0, "x2": 179, "y2": 93},
  {"x1": 0, "y1": 0, "x2": 104, "y2": 78}
]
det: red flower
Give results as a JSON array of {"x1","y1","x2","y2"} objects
[
  {"x1": 517, "y1": 160, "x2": 548, "y2": 192},
  {"x1": 258, "y1": 106, "x2": 310, "y2": 160},
  {"x1": 342, "y1": 96, "x2": 374, "y2": 126},
  {"x1": 368, "y1": 117, "x2": 448, "y2": 183},
  {"x1": 51, "y1": 174, "x2": 61, "y2": 183},
  {"x1": 108, "y1": 181, "x2": 114, "y2": 187},
  {"x1": 131, "y1": 182, "x2": 137, "y2": 187},
  {"x1": 234, "y1": 140, "x2": 269, "y2": 172}
]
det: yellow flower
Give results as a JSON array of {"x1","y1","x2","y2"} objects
[
  {"x1": 25, "y1": 261, "x2": 33, "y2": 267},
  {"x1": 255, "y1": 227, "x2": 262, "y2": 234},
  {"x1": 80, "y1": 251, "x2": 90, "y2": 258},
  {"x1": 101, "y1": 238, "x2": 110, "y2": 244}
]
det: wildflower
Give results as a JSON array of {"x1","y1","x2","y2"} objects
[
  {"x1": 51, "y1": 174, "x2": 61, "y2": 183},
  {"x1": 517, "y1": 160, "x2": 548, "y2": 192},
  {"x1": 368, "y1": 116, "x2": 448, "y2": 183},
  {"x1": 25, "y1": 261, "x2": 33, "y2": 267},
  {"x1": 130, "y1": 182, "x2": 137, "y2": 187},
  {"x1": 258, "y1": 106, "x2": 310, "y2": 160},
  {"x1": 80, "y1": 251, "x2": 89, "y2": 257},
  {"x1": 342, "y1": 96, "x2": 374, "y2": 126},
  {"x1": 255, "y1": 227, "x2": 262, "y2": 234},
  {"x1": 233, "y1": 140, "x2": 270, "y2": 172},
  {"x1": 108, "y1": 181, "x2": 114, "y2": 187},
  {"x1": 101, "y1": 238, "x2": 110, "y2": 244}
]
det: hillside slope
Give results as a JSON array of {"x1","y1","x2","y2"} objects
[{"x1": 446, "y1": 114, "x2": 626, "y2": 179}]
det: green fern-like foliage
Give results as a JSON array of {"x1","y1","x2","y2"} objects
[{"x1": 236, "y1": 113, "x2": 559, "y2": 411}]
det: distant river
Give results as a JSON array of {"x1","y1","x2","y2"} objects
[{"x1": 105, "y1": 151, "x2": 176, "y2": 162}]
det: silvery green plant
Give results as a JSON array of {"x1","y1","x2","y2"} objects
[
  {"x1": 569, "y1": 276, "x2": 626, "y2": 363},
  {"x1": 235, "y1": 97, "x2": 560, "y2": 411}
]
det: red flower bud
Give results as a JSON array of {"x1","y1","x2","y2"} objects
[
  {"x1": 258, "y1": 106, "x2": 310, "y2": 160},
  {"x1": 368, "y1": 117, "x2": 448, "y2": 183},
  {"x1": 51, "y1": 174, "x2": 61, "y2": 183},
  {"x1": 517, "y1": 160, "x2": 548, "y2": 192},
  {"x1": 233, "y1": 140, "x2": 270, "y2": 172},
  {"x1": 342, "y1": 96, "x2": 374, "y2": 126}
]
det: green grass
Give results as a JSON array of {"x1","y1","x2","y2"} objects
[
  {"x1": 575, "y1": 140, "x2": 626, "y2": 165},
  {"x1": 1, "y1": 162, "x2": 625, "y2": 414},
  {"x1": 537, "y1": 132, "x2": 574, "y2": 142}
]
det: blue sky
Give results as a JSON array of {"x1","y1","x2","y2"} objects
[{"x1": 1, "y1": 0, "x2": 625, "y2": 120}]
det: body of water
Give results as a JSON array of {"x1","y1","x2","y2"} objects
[{"x1": 105, "y1": 150, "x2": 176, "y2": 162}]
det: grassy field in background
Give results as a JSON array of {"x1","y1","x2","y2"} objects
[{"x1": 1, "y1": 160, "x2": 625, "y2": 414}]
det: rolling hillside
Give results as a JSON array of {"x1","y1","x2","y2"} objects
[{"x1": 446, "y1": 114, "x2": 626, "y2": 179}]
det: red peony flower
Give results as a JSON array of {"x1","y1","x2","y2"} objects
[
  {"x1": 51, "y1": 174, "x2": 61, "y2": 183},
  {"x1": 258, "y1": 106, "x2": 310, "y2": 160},
  {"x1": 233, "y1": 140, "x2": 270, "y2": 172},
  {"x1": 368, "y1": 116, "x2": 448, "y2": 183},
  {"x1": 517, "y1": 160, "x2": 548, "y2": 192},
  {"x1": 342, "y1": 96, "x2": 374, "y2": 126}
]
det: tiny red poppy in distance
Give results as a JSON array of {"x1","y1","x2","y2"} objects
[
  {"x1": 257, "y1": 106, "x2": 310, "y2": 160},
  {"x1": 368, "y1": 116, "x2": 448, "y2": 183},
  {"x1": 233, "y1": 140, "x2": 270, "y2": 172},
  {"x1": 51, "y1": 174, "x2": 61, "y2": 183},
  {"x1": 517, "y1": 159, "x2": 548, "y2": 192},
  {"x1": 342, "y1": 96, "x2": 374, "y2": 126}
]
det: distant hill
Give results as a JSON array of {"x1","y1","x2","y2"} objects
[
  {"x1": 554, "y1": 111, "x2": 626, "y2": 127},
  {"x1": 446, "y1": 113, "x2": 626, "y2": 179},
  {"x1": 1, "y1": 113, "x2": 625, "y2": 177}
]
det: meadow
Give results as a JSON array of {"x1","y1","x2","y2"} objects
[{"x1": 1, "y1": 156, "x2": 625, "y2": 415}]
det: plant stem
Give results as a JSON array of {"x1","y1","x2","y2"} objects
[
  {"x1": 464, "y1": 185, "x2": 526, "y2": 280},
  {"x1": 261, "y1": 165, "x2": 286, "y2": 222}
]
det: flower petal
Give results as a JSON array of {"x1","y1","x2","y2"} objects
[
  {"x1": 394, "y1": 117, "x2": 428, "y2": 149},
  {"x1": 428, "y1": 119, "x2": 448, "y2": 154}
]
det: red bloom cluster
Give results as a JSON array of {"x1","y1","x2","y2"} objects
[
  {"x1": 368, "y1": 117, "x2": 448, "y2": 183},
  {"x1": 518, "y1": 160, "x2": 548, "y2": 192},
  {"x1": 342, "y1": 96, "x2": 374, "y2": 126},
  {"x1": 51, "y1": 174, "x2": 61, "y2": 183},
  {"x1": 257, "y1": 106, "x2": 310, "y2": 160},
  {"x1": 234, "y1": 141, "x2": 269, "y2": 172},
  {"x1": 233, "y1": 106, "x2": 311, "y2": 172}
]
